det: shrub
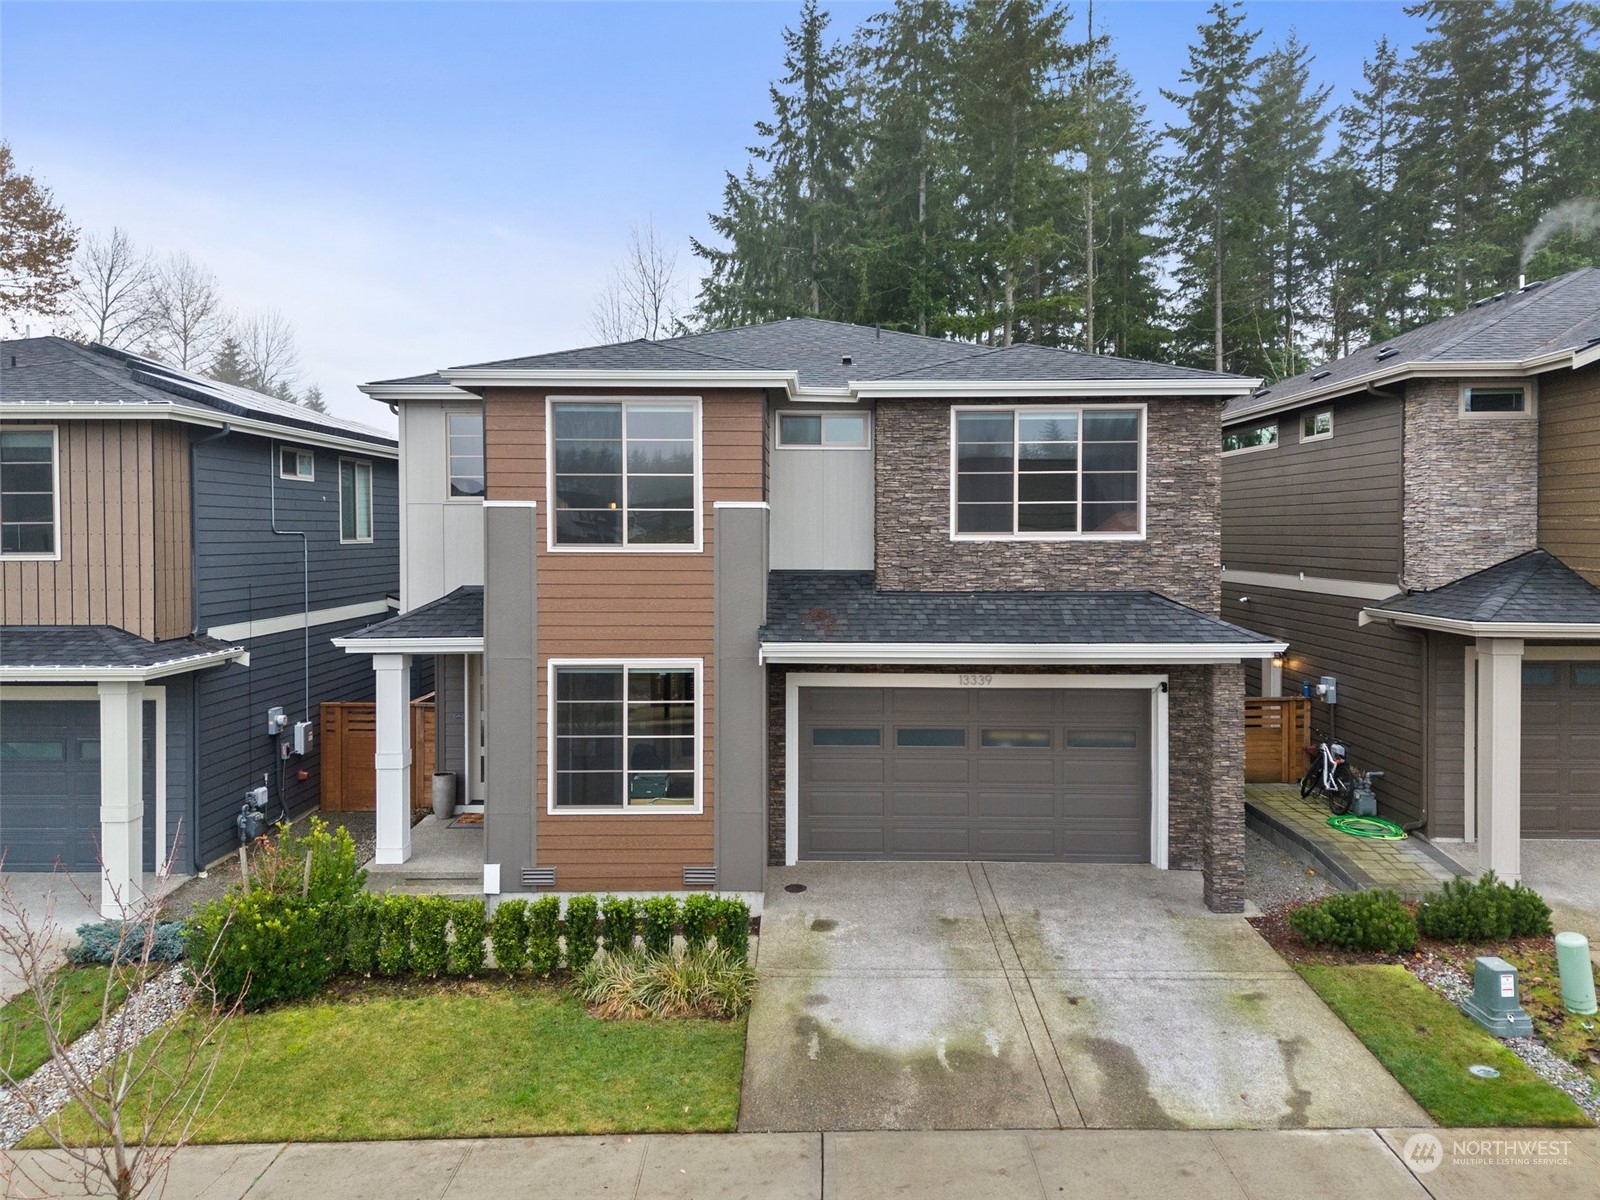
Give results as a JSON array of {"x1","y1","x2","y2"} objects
[
  {"x1": 601, "y1": 895, "x2": 640, "y2": 953},
  {"x1": 681, "y1": 894, "x2": 718, "y2": 952},
  {"x1": 489, "y1": 899, "x2": 529, "y2": 974},
  {"x1": 712, "y1": 896, "x2": 751, "y2": 964},
  {"x1": 1288, "y1": 890, "x2": 1417, "y2": 954},
  {"x1": 184, "y1": 891, "x2": 341, "y2": 1010},
  {"x1": 574, "y1": 946, "x2": 757, "y2": 1020},
  {"x1": 343, "y1": 893, "x2": 383, "y2": 976},
  {"x1": 527, "y1": 896, "x2": 562, "y2": 976},
  {"x1": 69, "y1": 921, "x2": 186, "y2": 966},
  {"x1": 409, "y1": 896, "x2": 451, "y2": 977},
  {"x1": 641, "y1": 895, "x2": 678, "y2": 957},
  {"x1": 448, "y1": 899, "x2": 488, "y2": 976},
  {"x1": 1417, "y1": 872, "x2": 1554, "y2": 942},
  {"x1": 375, "y1": 895, "x2": 416, "y2": 977},
  {"x1": 564, "y1": 894, "x2": 600, "y2": 972}
]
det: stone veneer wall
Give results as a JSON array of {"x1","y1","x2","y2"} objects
[
  {"x1": 872, "y1": 397, "x2": 1224, "y2": 614},
  {"x1": 766, "y1": 662, "x2": 1248, "y2": 913},
  {"x1": 1402, "y1": 378, "x2": 1539, "y2": 591}
]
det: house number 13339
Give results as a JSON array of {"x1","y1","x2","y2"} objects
[{"x1": 958, "y1": 673, "x2": 994, "y2": 687}]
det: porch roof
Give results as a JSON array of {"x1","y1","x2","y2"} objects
[
  {"x1": 0, "y1": 626, "x2": 244, "y2": 681},
  {"x1": 1364, "y1": 550, "x2": 1600, "y2": 638},
  {"x1": 333, "y1": 586, "x2": 484, "y2": 654}
]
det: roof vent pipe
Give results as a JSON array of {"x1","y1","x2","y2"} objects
[
  {"x1": 841, "y1": 355, "x2": 852, "y2": 366},
  {"x1": 1519, "y1": 274, "x2": 1527, "y2": 289}
]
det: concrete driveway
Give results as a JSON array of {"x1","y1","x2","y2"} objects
[
  {"x1": 741, "y1": 862, "x2": 1427, "y2": 1132},
  {"x1": 0, "y1": 872, "x2": 101, "y2": 1004}
]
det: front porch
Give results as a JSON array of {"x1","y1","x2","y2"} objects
[{"x1": 363, "y1": 814, "x2": 483, "y2": 895}]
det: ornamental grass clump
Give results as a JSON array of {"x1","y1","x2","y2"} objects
[
  {"x1": 1288, "y1": 889, "x2": 1418, "y2": 955},
  {"x1": 575, "y1": 946, "x2": 756, "y2": 1020},
  {"x1": 1416, "y1": 872, "x2": 1553, "y2": 942}
]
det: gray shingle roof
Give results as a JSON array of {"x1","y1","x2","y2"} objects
[
  {"x1": 347, "y1": 586, "x2": 482, "y2": 640},
  {"x1": 2, "y1": 337, "x2": 396, "y2": 447},
  {"x1": 1227, "y1": 267, "x2": 1600, "y2": 420},
  {"x1": 761, "y1": 572, "x2": 1279, "y2": 645},
  {"x1": 880, "y1": 341, "x2": 1247, "y2": 384},
  {"x1": 0, "y1": 626, "x2": 240, "y2": 670},
  {"x1": 1369, "y1": 551, "x2": 1600, "y2": 626},
  {"x1": 664, "y1": 319, "x2": 987, "y2": 388}
]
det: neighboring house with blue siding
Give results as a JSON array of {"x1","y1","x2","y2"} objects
[{"x1": 0, "y1": 337, "x2": 400, "y2": 915}]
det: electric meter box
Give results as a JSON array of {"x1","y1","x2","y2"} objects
[
  {"x1": 1462, "y1": 955, "x2": 1533, "y2": 1037},
  {"x1": 293, "y1": 720, "x2": 314, "y2": 755}
]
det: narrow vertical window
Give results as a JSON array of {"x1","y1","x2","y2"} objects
[
  {"x1": 0, "y1": 428, "x2": 57, "y2": 557},
  {"x1": 447, "y1": 411, "x2": 485, "y2": 498},
  {"x1": 340, "y1": 458, "x2": 373, "y2": 542}
]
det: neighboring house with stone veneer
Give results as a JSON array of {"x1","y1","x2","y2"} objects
[
  {"x1": 1220, "y1": 267, "x2": 1600, "y2": 882},
  {"x1": 341, "y1": 320, "x2": 1282, "y2": 912},
  {"x1": 0, "y1": 337, "x2": 400, "y2": 916}
]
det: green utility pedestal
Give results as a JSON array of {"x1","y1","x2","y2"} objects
[
  {"x1": 1461, "y1": 956, "x2": 1533, "y2": 1038},
  {"x1": 1555, "y1": 932, "x2": 1597, "y2": 1016}
]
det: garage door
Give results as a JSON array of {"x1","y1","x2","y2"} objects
[
  {"x1": 1522, "y1": 662, "x2": 1600, "y2": 837},
  {"x1": 798, "y1": 686, "x2": 1150, "y2": 861}
]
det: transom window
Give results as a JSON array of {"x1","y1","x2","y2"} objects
[
  {"x1": 553, "y1": 664, "x2": 699, "y2": 810},
  {"x1": 550, "y1": 400, "x2": 697, "y2": 547},
  {"x1": 339, "y1": 458, "x2": 373, "y2": 543},
  {"x1": 1462, "y1": 385, "x2": 1532, "y2": 417},
  {"x1": 1301, "y1": 410, "x2": 1333, "y2": 441},
  {"x1": 954, "y1": 407, "x2": 1141, "y2": 537},
  {"x1": 1222, "y1": 421, "x2": 1278, "y2": 455},
  {"x1": 447, "y1": 411, "x2": 485, "y2": 498},
  {"x1": 1, "y1": 428, "x2": 57, "y2": 557},
  {"x1": 279, "y1": 447, "x2": 314, "y2": 480},
  {"x1": 776, "y1": 411, "x2": 871, "y2": 448}
]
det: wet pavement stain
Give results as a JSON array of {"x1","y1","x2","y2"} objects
[
  {"x1": 1074, "y1": 1037, "x2": 1184, "y2": 1130},
  {"x1": 809, "y1": 918, "x2": 837, "y2": 933},
  {"x1": 803, "y1": 992, "x2": 830, "y2": 1008},
  {"x1": 1278, "y1": 1036, "x2": 1313, "y2": 1128}
]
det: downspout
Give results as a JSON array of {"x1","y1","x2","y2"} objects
[{"x1": 188, "y1": 424, "x2": 231, "y2": 872}]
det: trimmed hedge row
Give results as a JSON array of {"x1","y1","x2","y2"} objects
[{"x1": 486, "y1": 893, "x2": 751, "y2": 977}]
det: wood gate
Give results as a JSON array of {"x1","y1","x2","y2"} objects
[
  {"x1": 320, "y1": 695, "x2": 436, "y2": 813},
  {"x1": 1244, "y1": 696, "x2": 1312, "y2": 784}
]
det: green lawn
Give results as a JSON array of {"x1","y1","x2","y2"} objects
[
  {"x1": 1, "y1": 966, "x2": 124, "y2": 1082},
  {"x1": 28, "y1": 978, "x2": 746, "y2": 1144},
  {"x1": 1299, "y1": 964, "x2": 1592, "y2": 1128}
]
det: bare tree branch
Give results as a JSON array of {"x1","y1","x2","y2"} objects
[
  {"x1": 67, "y1": 228, "x2": 156, "y2": 348},
  {"x1": 235, "y1": 309, "x2": 301, "y2": 394},
  {"x1": 148, "y1": 253, "x2": 229, "y2": 371},
  {"x1": 590, "y1": 221, "x2": 687, "y2": 343}
]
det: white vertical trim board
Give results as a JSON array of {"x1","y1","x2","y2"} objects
[
  {"x1": 1463, "y1": 645, "x2": 1476, "y2": 845},
  {"x1": 782, "y1": 671, "x2": 1170, "y2": 869}
]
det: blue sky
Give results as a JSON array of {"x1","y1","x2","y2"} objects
[{"x1": 3, "y1": 1, "x2": 1425, "y2": 426}]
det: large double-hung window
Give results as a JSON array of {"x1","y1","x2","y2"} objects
[
  {"x1": 552, "y1": 662, "x2": 699, "y2": 811},
  {"x1": 550, "y1": 400, "x2": 698, "y2": 547},
  {"x1": 954, "y1": 406, "x2": 1142, "y2": 537}
]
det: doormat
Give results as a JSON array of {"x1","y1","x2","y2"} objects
[{"x1": 449, "y1": 813, "x2": 484, "y2": 828}]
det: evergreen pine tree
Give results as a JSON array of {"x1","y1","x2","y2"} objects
[
  {"x1": 208, "y1": 335, "x2": 249, "y2": 387},
  {"x1": 300, "y1": 385, "x2": 328, "y2": 413}
]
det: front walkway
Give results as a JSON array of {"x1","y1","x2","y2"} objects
[
  {"x1": 6, "y1": 1128, "x2": 1598, "y2": 1199},
  {"x1": 1245, "y1": 784, "x2": 1460, "y2": 900},
  {"x1": 741, "y1": 861, "x2": 1425, "y2": 1131}
]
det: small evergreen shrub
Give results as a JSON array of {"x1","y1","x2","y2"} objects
[
  {"x1": 410, "y1": 896, "x2": 451, "y2": 977},
  {"x1": 680, "y1": 894, "x2": 717, "y2": 952},
  {"x1": 69, "y1": 920, "x2": 186, "y2": 966},
  {"x1": 1288, "y1": 890, "x2": 1417, "y2": 954},
  {"x1": 527, "y1": 895, "x2": 562, "y2": 975},
  {"x1": 564, "y1": 894, "x2": 600, "y2": 972},
  {"x1": 1416, "y1": 872, "x2": 1553, "y2": 942},
  {"x1": 601, "y1": 895, "x2": 640, "y2": 953},
  {"x1": 448, "y1": 899, "x2": 488, "y2": 976},
  {"x1": 489, "y1": 899, "x2": 529, "y2": 974},
  {"x1": 343, "y1": 893, "x2": 383, "y2": 976},
  {"x1": 713, "y1": 896, "x2": 751, "y2": 964},
  {"x1": 641, "y1": 895, "x2": 678, "y2": 956},
  {"x1": 375, "y1": 894, "x2": 416, "y2": 977}
]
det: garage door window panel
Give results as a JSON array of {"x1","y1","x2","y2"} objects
[
  {"x1": 981, "y1": 729, "x2": 1052, "y2": 749},
  {"x1": 1067, "y1": 730, "x2": 1139, "y2": 749},
  {"x1": 812, "y1": 728, "x2": 881, "y2": 747},
  {"x1": 896, "y1": 728, "x2": 967, "y2": 748},
  {"x1": 553, "y1": 664, "x2": 698, "y2": 810}
]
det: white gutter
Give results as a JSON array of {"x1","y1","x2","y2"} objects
[
  {"x1": 1361, "y1": 608, "x2": 1600, "y2": 638},
  {"x1": 358, "y1": 383, "x2": 479, "y2": 402},
  {"x1": 758, "y1": 640, "x2": 1286, "y2": 666},
  {"x1": 0, "y1": 646, "x2": 247, "y2": 683},
  {"x1": 437, "y1": 367, "x2": 806, "y2": 397},
  {"x1": 0, "y1": 402, "x2": 398, "y2": 457},
  {"x1": 853, "y1": 378, "x2": 1260, "y2": 399},
  {"x1": 333, "y1": 635, "x2": 485, "y2": 655}
]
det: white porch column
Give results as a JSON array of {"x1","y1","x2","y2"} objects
[
  {"x1": 373, "y1": 653, "x2": 413, "y2": 865},
  {"x1": 1264, "y1": 655, "x2": 1284, "y2": 697},
  {"x1": 97, "y1": 680, "x2": 144, "y2": 919},
  {"x1": 1475, "y1": 637, "x2": 1523, "y2": 883}
]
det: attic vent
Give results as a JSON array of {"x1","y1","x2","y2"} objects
[
  {"x1": 1252, "y1": 387, "x2": 1271, "y2": 398},
  {"x1": 841, "y1": 355, "x2": 853, "y2": 366},
  {"x1": 683, "y1": 866, "x2": 717, "y2": 888},
  {"x1": 1375, "y1": 346, "x2": 1398, "y2": 361},
  {"x1": 522, "y1": 866, "x2": 557, "y2": 889},
  {"x1": 1310, "y1": 370, "x2": 1331, "y2": 381}
]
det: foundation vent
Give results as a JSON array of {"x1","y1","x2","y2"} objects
[
  {"x1": 522, "y1": 866, "x2": 557, "y2": 888},
  {"x1": 683, "y1": 866, "x2": 717, "y2": 888}
]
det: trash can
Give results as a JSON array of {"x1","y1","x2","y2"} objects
[{"x1": 432, "y1": 772, "x2": 457, "y2": 821}]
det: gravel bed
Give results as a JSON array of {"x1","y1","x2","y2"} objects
[
  {"x1": 0, "y1": 966, "x2": 190, "y2": 1149},
  {"x1": 1405, "y1": 958, "x2": 1600, "y2": 1122},
  {"x1": 1245, "y1": 827, "x2": 1336, "y2": 908}
]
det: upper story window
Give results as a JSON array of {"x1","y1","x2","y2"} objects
[
  {"x1": 279, "y1": 447, "x2": 315, "y2": 481},
  {"x1": 776, "y1": 411, "x2": 871, "y2": 448},
  {"x1": 1222, "y1": 421, "x2": 1278, "y2": 455},
  {"x1": 1462, "y1": 383, "x2": 1534, "y2": 418},
  {"x1": 340, "y1": 458, "x2": 373, "y2": 543},
  {"x1": 549, "y1": 399, "x2": 698, "y2": 549},
  {"x1": 953, "y1": 406, "x2": 1142, "y2": 539},
  {"x1": 551, "y1": 661, "x2": 700, "y2": 812},
  {"x1": 1, "y1": 427, "x2": 58, "y2": 559},
  {"x1": 447, "y1": 410, "x2": 485, "y2": 499},
  {"x1": 1301, "y1": 410, "x2": 1333, "y2": 441}
]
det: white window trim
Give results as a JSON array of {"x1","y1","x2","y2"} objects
[
  {"x1": 0, "y1": 424, "x2": 61, "y2": 562},
  {"x1": 544, "y1": 396, "x2": 704, "y2": 554},
  {"x1": 339, "y1": 457, "x2": 374, "y2": 544},
  {"x1": 278, "y1": 446, "x2": 315, "y2": 482},
  {"x1": 1459, "y1": 379, "x2": 1537, "y2": 420},
  {"x1": 546, "y1": 657, "x2": 705, "y2": 815},
  {"x1": 444, "y1": 407, "x2": 486, "y2": 503},
  {"x1": 948, "y1": 403, "x2": 1147, "y2": 542},
  {"x1": 782, "y1": 671, "x2": 1169, "y2": 868},
  {"x1": 774, "y1": 408, "x2": 873, "y2": 450},
  {"x1": 1222, "y1": 420, "x2": 1279, "y2": 457},
  {"x1": 1300, "y1": 409, "x2": 1334, "y2": 442}
]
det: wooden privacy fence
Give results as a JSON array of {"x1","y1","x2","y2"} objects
[
  {"x1": 1244, "y1": 696, "x2": 1313, "y2": 784},
  {"x1": 320, "y1": 695, "x2": 436, "y2": 814}
]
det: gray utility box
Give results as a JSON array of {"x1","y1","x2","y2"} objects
[{"x1": 1461, "y1": 955, "x2": 1533, "y2": 1038}]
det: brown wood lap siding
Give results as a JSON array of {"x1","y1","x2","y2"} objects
[
  {"x1": 1538, "y1": 363, "x2": 1600, "y2": 587},
  {"x1": 485, "y1": 389, "x2": 765, "y2": 892},
  {"x1": 1, "y1": 421, "x2": 191, "y2": 639}
]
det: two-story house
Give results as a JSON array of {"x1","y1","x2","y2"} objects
[
  {"x1": 341, "y1": 320, "x2": 1282, "y2": 913},
  {"x1": 0, "y1": 337, "x2": 400, "y2": 915},
  {"x1": 1220, "y1": 267, "x2": 1600, "y2": 883}
]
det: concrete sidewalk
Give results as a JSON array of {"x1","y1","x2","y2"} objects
[{"x1": 6, "y1": 1128, "x2": 1598, "y2": 1200}]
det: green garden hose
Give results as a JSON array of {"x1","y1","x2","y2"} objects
[{"x1": 1327, "y1": 814, "x2": 1408, "y2": 840}]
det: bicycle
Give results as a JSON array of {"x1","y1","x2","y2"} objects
[{"x1": 1300, "y1": 737, "x2": 1355, "y2": 814}]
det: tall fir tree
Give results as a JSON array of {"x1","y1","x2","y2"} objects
[{"x1": 208, "y1": 335, "x2": 249, "y2": 387}]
